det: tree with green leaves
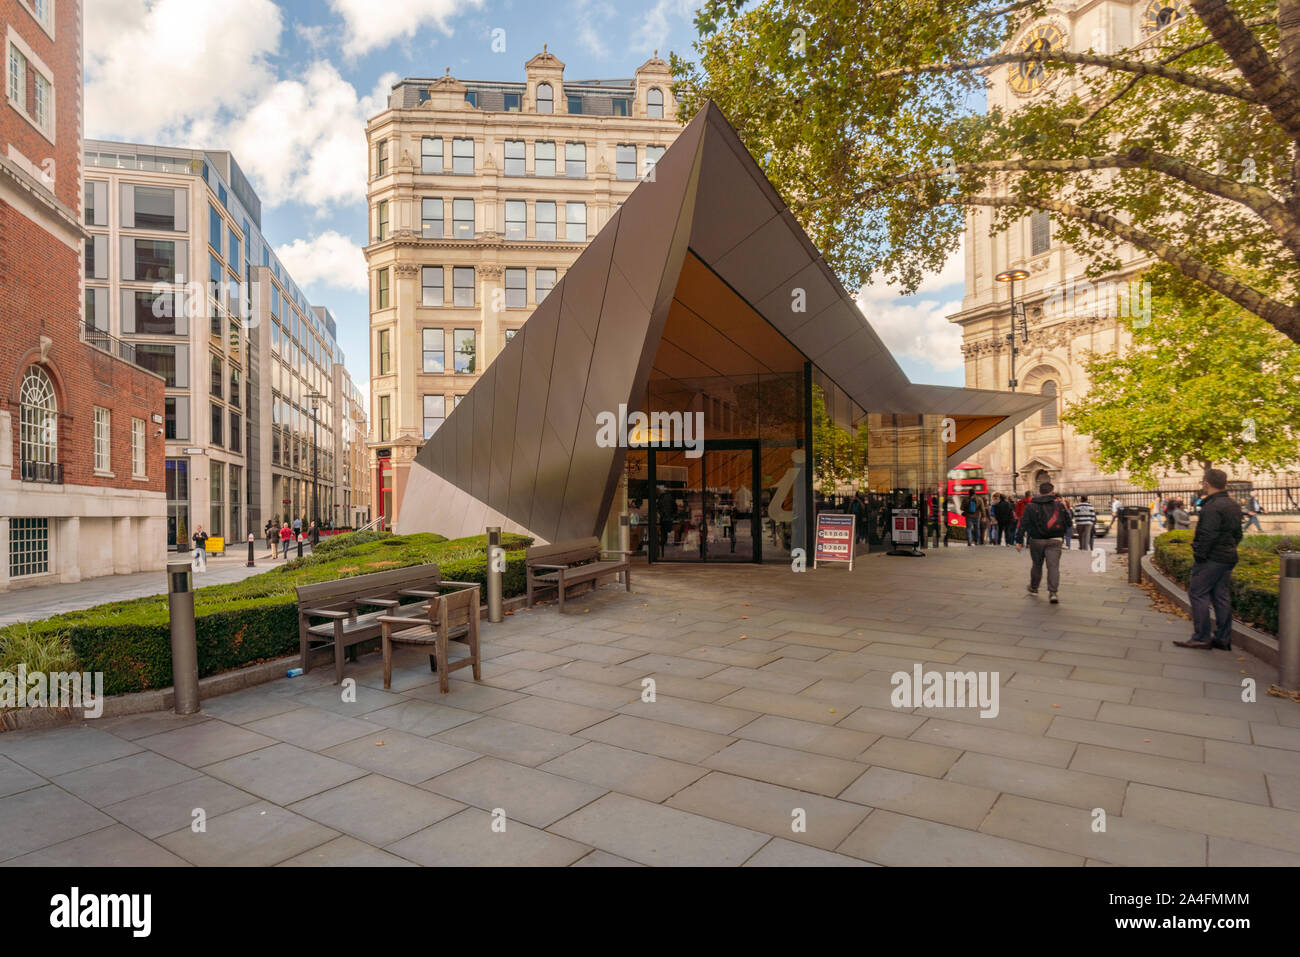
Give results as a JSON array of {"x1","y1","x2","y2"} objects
[
  {"x1": 673, "y1": 0, "x2": 1300, "y2": 343},
  {"x1": 1061, "y1": 265, "x2": 1300, "y2": 485}
]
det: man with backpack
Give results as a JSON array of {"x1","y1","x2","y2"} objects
[
  {"x1": 1243, "y1": 493, "x2": 1264, "y2": 533},
  {"x1": 1016, "y1": 482, "x2": 1072, "y2": 604}
]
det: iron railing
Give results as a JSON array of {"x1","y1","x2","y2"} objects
[
  {"x1": 20, "y1": 460, "x2": 63, "y2": 484},
  {"x1": 1067, "y1": 486, "x2": 1300, "y2": 514},
  {"x1": 80, "y1": 321, "x2": 138, "y2": 366}
]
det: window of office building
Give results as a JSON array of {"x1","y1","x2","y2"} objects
[
  {"x1": 423, "y1": 395, "x2": 445, "y2": 438},
  {"x1": 504, "y1": 139, "x2": 525, "y2": 176},
  {"x1": 376, "y1": 139, "x2": 388, "y2": 176},
  {"x1": 85, "y1": 182, "x2": 106, "y2": 226},
  {"x1": 535, "y1": 141, "x2": 555, "y2": 177},
  {"x1": 93, "y1": 407, "x2": 111, "y2": 473},
  {"x1": 536, "y1": 201, "x2": 556, "y2": 241},
  {"x1": 454, "y1": 329, "x2": 476, "y2": 373},
  {"x1": 136, "y1": 344, "x2": 188, "y2": 387},
  {"x1": 210, "y1": 353, "x2": 223, "y2": 398},
  {"x1": 616, "y1": 144, "x2": 637, "y2": 180},
  {"x1": 504, "y1": 91, "x2": 521, "y2": 112},
  {"x1": 209, "y1": 461, "x2": 224, "y2": 538},
  {"x1": 228, "y1": 227, "x2": 239, "y2": 268},
  {"x1": 10, "y1": 518, "x2": 50, "y2": 579},
  {"x1": 452, "y1": 198, "x2": 474, "y2": 238},
  {"x1": 647, "y1": 88, "x2": 664, "y2": 118},
  {"x1": 85, "y1": 236, "x2": 107, "y2": 279},
  {"x1": 85, "y1": 287, "x2": 105, "y2": 332},
  {"x1": 645, "y1": 145, "x2": 665, "y2": 177},
  {"x1": 422, "y1": 266, "x2": 444, "y2": 306},
  {"x1": 378, "y1": 395, "x2": 391, "y2": 441},
  {"x1": 567, "y1": 94, "x2": 582, "y2": 115},
  {"x1": 565, "y1": 202, "x2": 587, "y2": 242},
  {"x1": 129, "y1": 239, "x2": 178, "y2": 282},
  {"x1": 229, "y1": 411, "x2": 242, "y2": 453},
  {"x1": 377, "y1": 200, "x2": 388, "y2": 241},
  {"x1": 377, "y1": 329, "x2": 391, "y2": 375},
  {"x1": 422, "y1": 328, "x2": 445, "y2": 373},
  {"x1": 537, "y1": 268, "x2": 557, "y2": 303},
  {"x1": 505, "y1": 200, "x2": 526, "y2": 240},
  {"x1": 421, "y1": 136, "x2": 442, "y2": 174},
  {"x1": 453, "y1": 267, "x2": 475, "y2": 307},
  {"x1": 565, "y1": 142, "x2": 586, "y2": 178},
  {"x1": 229, "y1": 464, "x2": 241, "y2": 539},
  {"x1": 452, "y1": 138, "x2": 474, "y2": 174},
  {"x1": 421, "y1": 197, "x2": 443, "y2": 237},
  {"x1": 376, "y1": 267, "x2": 390, "y2": 309},
  {"x1": 123, "y1": 289, "x2": 184, "y2": 336},
  {"x1": 230, "y1": 367, "x2": 241, "y2": 408},
  {"x1": 165, "y1": 396, "x2": 190, "y2": 440},
  {"x1": 210, "y1": 402, "x2": 223, "y2": 447},
  {"x1": 132, "y1": 418, "x2": 146, "y2": 478},
  {"x1": 612, "y1": 97, "x2": 629, "y2": 116},
  {"x1": 505, "y1": 268, "x2": 526, "y2": 308},
  {"x1": 209, "y1": 204, "x2": 222, "y2": 251},
  {"x1": 537, "y1": 82, "x2": 553, "y2": 114}
]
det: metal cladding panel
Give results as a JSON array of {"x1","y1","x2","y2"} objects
[
  {"x1": 519, "y1": 293, "x2": 562, "y2": 395},
  {"x1": 560, "y1": 402, "x2": 624, "y2": 540},
  {"x1": 815, "y1": 328, "x2": 887, "y2": 387},
  {"x1": 559, "y1": 221, "x2": 617, "y2": 342},
  {"x1": 529, "y1": 421, "x2": 573, "y2": 544},
  {"x1": 546, "y1": 307, "x2": 597, "y2": 456},
  {"x1": 796, "y1": 301, "x2": 871, "y2": 362},
  {"x1": 712, "y1": 214, "x2": 814, "y2": 307},
  {"x1": 754, "y1": 260, "x2": 843, "y2": 332},
  {"x1": 689, "y1": 121, "x2": 779, "y2": 262},
  {"x1": 471, "y1": 363, "x2": 498, "y2": 496},
  {"x1": 488, "y1": 337, "x2": 524, "y2": 515},
  {"x1": 583, "y1": 262, "x2": 658, "y2": 409},
  {"x1": 454, "y1": 390, "x2": 475, "y2": 491},
  {"x1": 507, "y1": 434, "x2": 540, "y2": 532}
]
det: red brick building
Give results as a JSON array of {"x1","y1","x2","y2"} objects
[{"x1": 1, "y1": 0, "x2": 165, "y2": 590}]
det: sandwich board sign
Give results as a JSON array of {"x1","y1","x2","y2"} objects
[
  {"x1": 814, "y1": 513, "x2": 855, "y2": 569},
  {"x1": 888, "y1": 508, "x2": 923, "y2": 557}
]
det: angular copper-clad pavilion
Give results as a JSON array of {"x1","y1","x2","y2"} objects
[{"x1": 396, "y1": 103, "x2": 1048, "y2": 558}]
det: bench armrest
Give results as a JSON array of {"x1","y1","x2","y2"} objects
[
  {"x1": 528, "y1": 563, "x2": 571, "y2": 571},
  {"x1": 397, "y1": 588, "x2": 441, "y2": 598},
  {"x1": 439, "y1": 580, "x2": 479, "y2": 589},
  {"x1": 302, "y1": 608, "x2": 351, "y2": 620},
  {"x1": 358, "y1": 597, "x2": 401, "y2": 608},
  {"x1": 376, "y1": 614, "x2": 424, "y2": 625}
]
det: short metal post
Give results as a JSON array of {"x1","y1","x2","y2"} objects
[
  {"x1": 246, "y1": 533, "x2": 255, "y2": 568},
  {"x1": 619, "y1": 513, "x2": 630, "y2": 582},
  {"x1": 1127, "y1": 517, "x2": 1143, "y2": 584},
  {"x1": 486, "y1": 526, "x2": 503, "y2": 623},
  {"x1": 166, "y1": 561, "x2": 200, "y2": 715},
  {"x1": 1279, "y1": 552, "x2": 1300, "y2": 691},
  {"x1": 297, "y1": 535, "x2": 304, "y2": 558}
]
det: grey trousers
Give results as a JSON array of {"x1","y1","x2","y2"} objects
[{"x1": 1029, "y1": 538, "x2": 1063, "y2": 592}]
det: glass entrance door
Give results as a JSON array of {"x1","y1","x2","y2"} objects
[{"x1": 649, "y1": 444, "x2": 759, "y2": 563}]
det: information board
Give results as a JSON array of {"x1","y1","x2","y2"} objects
[
  {"x1": 814, "y1": 513, "x2": 855, "y2": 569},
  {"x1": 891, "y1": 509, "x2": 919, "y2": 546}
]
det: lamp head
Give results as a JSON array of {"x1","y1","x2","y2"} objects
[{"x1": 995, "y1": 268, "x2": 1029, "y2": 283}]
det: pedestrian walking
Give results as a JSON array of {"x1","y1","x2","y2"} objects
[
  {"x1": 1171, "y1": 500, "x2": 1191, "y2": 530},
  {"x1": 1175, "y1": 469, "x2": 1243, "y2": 650},
  {"x1": 964, "y1": 495, "x2": 978, "y2": 546},
  {"x1": 279, "y1": 522, "x2": 293, "y2": 559},
  {"x1": 264, "y1": 519, "x2": 276, "y2": 558},
  {"x1": 1016, "y1": 482, "x2": 1072, "y2": 604},
  {"x1": 192, "y1": 525, "x2": 209, "y2": 573},
  {"x1": 292, "y1": 515, "x2": 303, "y2": 537},
  {"x1": 1110, "y1": 496, "x2": 1121, "y2": 523},
  {"x1": 309, "y1": 520, "x2": 320, "y2": 551},
  {"x1": 992, "y1": 493, "x2": 1014, "y2": 546},
  {"x1": 1243, "y1": 493, "x2": 1264, "y2": 533},
  {"x1": 1072, "y1": 495, "x2": 1097, "y2": 552},
  {"x1": 850, "y1": 492, "x2": 867, "y2": 545}
]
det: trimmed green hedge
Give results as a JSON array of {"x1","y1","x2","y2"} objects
[
  {"x1": 2, "y1": 532, "x2": 533, "y2": 696},
  {"x1": 1152, "y1": 530, "x2": 1291, "y2": 635}
]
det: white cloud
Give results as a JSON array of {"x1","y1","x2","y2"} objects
[
  {"x1": 328, "y1": 0, "x2": 483, "y2": 58},
  {"x1": 854, "y1": 240, "x2": 966, "y2": 372},
  {"x1": 85, "y1": 0, "x2": 283, "y2": 140},
  {"x1": 275, "y1": 231, "x2": 368, "y2": 293},
  {"x1": 634, "y1": 0, "x2": 700, "y2": 54},
  {"x1": 295, "y1": 22, "x2": 328, "y2": 52},
  {"x1": 573, "y1": 0, "x2": 616, "y2": 58}
]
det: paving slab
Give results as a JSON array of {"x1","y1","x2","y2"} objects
[
  {"x1": 0, "y1": 785, "x2": 114, "y2": 861},
  {"x1": 386, "y1": 807, "x2": 589, "y2": 866},
  {"x1": 278, "y1": 835, "x2": 418, "y2": 866},
  {"x1": 288, "y1": 773, "x2": 465, "y2": 845},
  {"x1": 137, "y1": 721, "x2": 277, "y2": 768},
  {"x1": 618, "y1": 694, "x2": 759, "y2": 734},
  {"x1": 324, "y1": 729, "x2": 479, "y2": 784},
  {"x1": 51, "y1": 750, "x2": 201, "y2": 807},
  {"x1": 423, "y1": 756, "x2": 606, "y2": 828},
  {"x1": 743, "y1": 837, "x2": 876, "y2": 867},
  {"x1": 837, "y1": 808, "x2": 1084, "y2": 866},
  {"x1": 203, "y1": 742, "x2": 369, "y2": 805},
  {"x1": 702, "y1": 739, "x2": 867, "y2": 797},
  {"x1": 538, "y1": 741, "x2": 706, "y2": 802},
  {"x1": 577, "y1": 713, "x2": 734, "y2": 763},
  {"x1": 1069, "y1": 744, "x2": 1270, "y2": 805},
  {"x1": 947, "y1": 751, "x2": 1127, "y2": 812},
  {"x1": 243, "y1": 707, "x2": 387, "y2": 751},
  {"x1": 101, "y1": 775, "x2": 260, "y2": 839},
  {"x1": 4, "y1": 823, "x2": 188, "y2": 866},
  {"x1": 0, "y1": 754, "x2": 49, "y2": 798},
  {"x1": 1123, "y1": 782, "x2": 1300, "y2": 854},
  {"x1": 156, "y1": 801, "x2": 338, "y2": 866},
  {"x1": 484, "y1": 696, "x2": 614, "y2": 735},
  {"x1": 840, "y1": 766, "x2": 998, "y2": 829},
  {"x1": 433, "y1": 716, "x2": 582, "y2": 767},
  {"x1": 0, "y1": 725, "x2": 141, "y2": 777}
]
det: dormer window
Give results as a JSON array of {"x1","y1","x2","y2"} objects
[
  {"x1": 567, "y1": 94, "x2": 583, "y2": 114},
  {"x1": 464, "y1": 91, "x2": 478, "y2": 108},
  {"x1": 647, "y1": 88, "x2": 664, "y2": 119},
  {"x1": 537, "y1": 82, "x2": 553, "y2": 114},
  {"x1": 504, "y1": 92, "x2": 521, "y2": 112},
  {"x1": 612, "y1": 98, "x2": 629, "y2": 116}
]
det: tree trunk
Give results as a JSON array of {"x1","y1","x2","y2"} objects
[{"x1": 1282, "y1": 0, "x2": 1300, "y2": 202}]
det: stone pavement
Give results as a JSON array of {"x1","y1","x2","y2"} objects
[
  {"x1": 0, "y1": 548, "x2": 305, "y2": 627},
  {"x1": 1, "y1": 543, "x2": 1297, "y2": 866}
]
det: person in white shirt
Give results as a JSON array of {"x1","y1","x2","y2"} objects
[{"x1": 1072, "y1": 495, "x2": 1097, "y2": 552}]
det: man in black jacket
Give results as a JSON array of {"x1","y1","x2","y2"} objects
[
  {"x1": 1175, "y1": 469, "x2": 1243, "y2": 650},
  {"x1": 1016, "y1": 482, "x2": 1072, "y2": 604},
  {"x1": 992, "y1": 493, "x2": 1015, "y2": 546}
]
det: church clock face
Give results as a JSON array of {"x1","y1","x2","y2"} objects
[
  {"x1": 1008, "y1": 24, "x2": 1065, "y2": 96},
  {"x1": 1142, "y1": 0, "x2": 1187, "y2": 35}
]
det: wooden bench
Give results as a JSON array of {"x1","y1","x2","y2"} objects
[
  {"x1": 378, "y1": 586, "x2": 481, "y2": 694},
  {"x1": 525, "y1": 537, "x2": 631, "y2": 612},
  {"x1": 295, "y1": 564, "x2": 477, "y2": 684}
]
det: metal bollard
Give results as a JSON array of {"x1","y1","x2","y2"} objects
[
  {"x1": 1279, "y1": 552, "x2": 1300, "y2": 691},
  {"x1": 486, "y1": 526, "x2": 503, "y2": 623},
  {"x1": 619, "y1": 513, "x2": 631, "y2": 583},
  {"x1": 246, "y1": 533, "x2": 256, "y2": 568},
  {"x1": 166, "y1": 561, "x2": 201, "y2": 715},
  {"x1": 297, "y1": 535, "x2": 304, "y2": 558},
  {"x1": 1127, "y1": 517, "x2": 1143, "y2": 584}
]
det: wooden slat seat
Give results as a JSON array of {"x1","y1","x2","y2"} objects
[
  {"x1": 525, "y1": 537, "x2": 631, "y2": 612},
  {"x1": 379, "y1": 585, "x2": 481, "y2": 694}
]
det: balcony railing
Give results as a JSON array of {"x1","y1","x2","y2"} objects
[
  {"x1": 81, "y1": 322, "x2": 138, "y2": 366},
  {"x1": 21, "y1": 460, "x2": 63, "y2": 484}
]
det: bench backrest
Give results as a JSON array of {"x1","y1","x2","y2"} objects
[
  {"x1": 526, "y1": 537, "x2": 600, "y2": 567},
  {"x1": 295, "y1": 563, "x2": 442, "y2": 608}
]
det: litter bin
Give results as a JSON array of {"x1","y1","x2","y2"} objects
[{"x1": 1116, "y1": 506, "x2": 1149, "y2": 554}]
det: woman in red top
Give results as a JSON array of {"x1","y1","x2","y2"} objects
[{"x1": 279, "y1": 522, "x2": 293, "y2": 559}]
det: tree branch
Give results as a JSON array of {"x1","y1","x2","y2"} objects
[
  {"x1": 1189, "y1": 0, "x2": 1300, "y2": 140},
  {"x1": 879, "y1": 50, "x2": 1256, "y2": 101},
  {"x1": 954, "y1": 194, "x2": 1300, "y2": 342}
]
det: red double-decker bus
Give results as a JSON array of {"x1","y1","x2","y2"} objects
[{"x1": 945, "y1": 462, "x2": 988, "y2": 529}]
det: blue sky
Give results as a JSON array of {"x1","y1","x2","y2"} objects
[{"x1": 84, "y1": 0, "x2": 967, "y2": 395}]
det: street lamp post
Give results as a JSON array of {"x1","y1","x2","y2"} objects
[
  {"x1": 995, "y1": 269, "x2": 1029, "y2": 496},
  {"x1": 307, "y1": 392, "x2": 325, "y2": 527}
]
